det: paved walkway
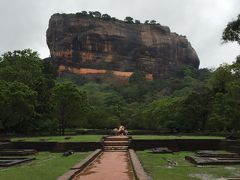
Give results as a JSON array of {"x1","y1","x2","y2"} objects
[{"x1": 73, "y1": 151, "x2": 135, "y2": 180}]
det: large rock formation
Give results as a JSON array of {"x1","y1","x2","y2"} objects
[{"x1": 47, "y1": 13, "x2": 200, "y2": 80}]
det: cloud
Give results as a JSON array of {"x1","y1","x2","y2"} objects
[{"x1": 0, "y1": 0, "x2": 239, "y2": 68}]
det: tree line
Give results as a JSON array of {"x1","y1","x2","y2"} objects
[{"x1": 0, "y1": 50, "x2": 90, "y2": 135}]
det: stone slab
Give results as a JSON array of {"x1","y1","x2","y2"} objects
[
  {"x1": 0, "y1": 149, "x2": 37, "y2": 156},
  {"x1": 151, "y1": 147, "x2": 173, "y2": 153},
  {"x1": 186, "y1": 156, "x2": 240, "y2": 165},
  {"x1": 196, "y1": 150, "x2": 239, "y2": 158},
  {"x1": 0, "y1": 157, "x2": 35, "y2": 167}
]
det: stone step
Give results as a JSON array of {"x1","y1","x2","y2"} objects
[
  {"x1": 222, "y1": 140, "x2": 240, "y2": 146},
  {"x1": 104, "y1": 141, "x2": 129, "y2": 146},
  {"x1": 103, "y1": 136, "x2": 130, "y2": 152},
  {"x1": 104, "y1": 146, "x2": 128, "y2": 151},
  {"x1": 104, "y1": 145, "x2": 129, "y2": 148},
  {"x1": 227, "y1": 145, "x2": 240, "y2": 153},
  {"x1": 104, "y1": 136, "x2": 129, "y2": 141},
  {"x1": 104, "y1": 149, "x2": 128, "y2": 152},
  {"x1": 104, "y1": 138, "x2": 129, "y2": 142}
]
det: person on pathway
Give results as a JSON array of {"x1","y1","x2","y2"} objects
[
  {"x1": 113, "y1": 128, "x2": 119, "y2": 136},
  {"x1": 118, "y1": 125, "x2": 125, "y2": 135}
]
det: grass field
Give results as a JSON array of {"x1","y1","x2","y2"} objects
[
  {"x1": 10, "y1": 135, "x2": 224, "y2": 142},
  {"x1": 137, "y1": 150, "x2": 240, "y2": 180},
  {"x1": 11, "y1": 135, "x2": 104, "y2": 142},
  {"x1": 0, "y1": 152, "x2": 91, "y2": 180},
  {"x1": 132, "y1": 135, "x2": 224, "y2": 140}
]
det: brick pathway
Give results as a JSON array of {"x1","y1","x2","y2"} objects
[{"x1": 73, "y1": 151, "x2": 135, "y2": 180}]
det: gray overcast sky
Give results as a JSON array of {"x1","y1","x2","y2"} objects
[{"x1": 0, "y1": 0, "x2": 239, "y2": 68}]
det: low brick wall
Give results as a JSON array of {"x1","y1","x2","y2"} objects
[
  {"x1": 0, "y1": 142, "x2": 11, "y2": 149},
  {"x1": 58, "y1": 149, "x2": 102, "y2": 180},
  {"x1": 129, "y1": 149, "x2": 152, "y2": 180},
  {"x1": 1, "y1": 139, "x2": 225, "y2": 152},
  {"x1": 130, "y1": 139, "x2": 222, "y2": 151},
  {"x1": 219, "y1": 140, "x2": 240, "y2": 153},
  {"x1": 2, "y1": 142, "x2": 102, "y2": 152}
]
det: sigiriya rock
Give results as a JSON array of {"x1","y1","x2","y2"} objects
[{"x1": 46, "y1": 13, "x2": 200, "y2": 80}]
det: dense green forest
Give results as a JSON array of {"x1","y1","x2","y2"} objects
[{"x1": 0, "y1": 14, "x2": 239, "y2": 135}]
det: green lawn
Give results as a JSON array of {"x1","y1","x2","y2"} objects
[
  {"x1": 132, "y1": 135, "x2": 224, "y2": 140},
  {"x1": 0, "y1": 152, "x2": 91, "y2": 180},
  {"x1": 10, "y1": 135, "x2": 224, "y2": 142},
  {"x1": 137, "y1": 150, "x2": 240, "y2": 180},
  {"x1": 11, "y1": 135, "x2": 104, "y2": 142}
]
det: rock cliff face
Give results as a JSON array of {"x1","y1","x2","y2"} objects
[{"x1": 47, "y1": 13, "x2": 200, "y2": 79}]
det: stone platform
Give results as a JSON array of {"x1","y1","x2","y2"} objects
[
  {"x1": 185, "y1": 156, "x2": 240, "y2": 165},
  {"x1": 0, "y1": 157, "x2": 35, "y2": 167},
  {"x1": 0, "y1": 149, "x2": 37, "y2": 156},
  {"x1": 186, "y1": 150, "x2": 240, "y2": 165},
  {"x1": 103, "y1": 136, "x2": 130, "y2": 152}
]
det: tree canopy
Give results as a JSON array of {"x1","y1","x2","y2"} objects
[
  {"x1": 52, "y1": 82, "x2": 90, "y2": 135},
  {"x1": 222, "y1": 14, "x2": 240, "y2": 45}
]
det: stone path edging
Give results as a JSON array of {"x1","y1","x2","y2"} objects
[
  {"x1": 57, "y1": 149, "x2": 102, "y2": 180},
  {"x1": 129, "y1": 149, "x2": 152, "y2": 180}
]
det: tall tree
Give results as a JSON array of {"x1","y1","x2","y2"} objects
[
  {"x1": 150, "y1": 20, "x2": 156, "y2": 25},
  {"x1": 129, "y1": 70, "x2": 146, "y2": 84},
  {"x1": 135, "y1": 20, "x2": 141, "y2": 24},
  {"x1": 124, "y1": 16, "x2": 134, "y2": 23},
  {"x1": 52, "y1": 82, "x2": 89, "y2": 135},
  {"x1": 209, "y1": 64, "x2": 232, "y2": 93},
  {"x1": 208, "y1": 58, "x2": 240, "y2": 132},
  {"x1": 222, "y1": 14, "x2": 240, "y2": 45},
  {"x1": 0, "y1": 49, "x2": 42, "y2": 88},
  {"x1": 102, "y1": 14, "x2": 111, "y2": 20},
  {"x1": 93, "y1": 11, "x2": 101, "y2": 18},
  {"x1": 0, "y1": 81, "x2": 37, "y2": 133},
  {"x1": 0, "y1": 49, "x2": 57, "y2": 132},
  {"x1": 180, "y1": 87, "x2": 213, "y2": 132}
]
